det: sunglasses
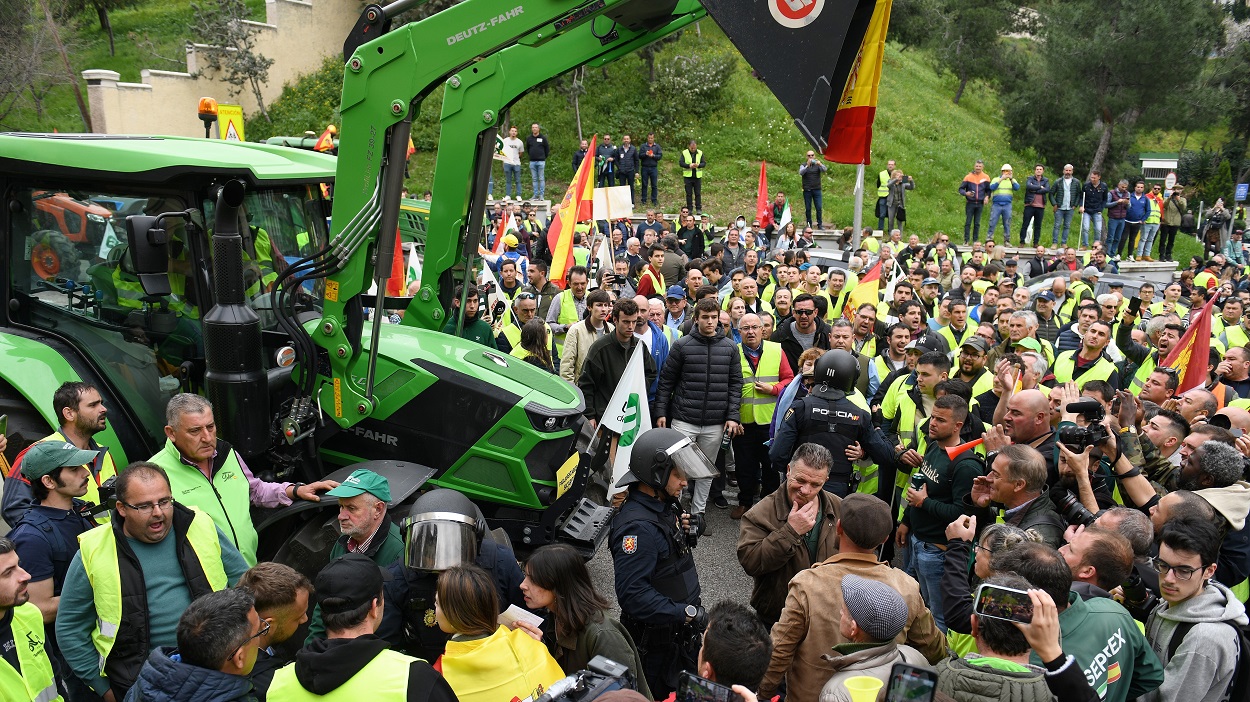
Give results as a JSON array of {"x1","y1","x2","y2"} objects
[{"x1": 793, "y1": 308, "x2": 816, "y2": 316}]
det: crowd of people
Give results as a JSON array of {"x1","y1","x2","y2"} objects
[{"x1": 4, "y1": 151, "x2": 1250, "y2": 702}]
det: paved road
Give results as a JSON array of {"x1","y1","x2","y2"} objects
[{"x1": 587, "y1": 487, "x2": 755, "y2": 617}]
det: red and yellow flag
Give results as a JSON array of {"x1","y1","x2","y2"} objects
[
  {"x1": 548, "y1": 135, "x2": 597, "y2": 288},
  {"x1": 823, "y1": 0, "x2": 893, "y2": 164},
  {"x1": 845, "y1": 260, "x2": 882, "y2": 319},
  {"x1": 1160, "y1": 294, "x2": 1216, "y2": 395},
  {"x1": 756, "y1": 162, "x2": 772, "y2": 227},
  {"x1": 386, "y1": 231, "x2": 405, "y2": 297},
  {"x1": 313, "y1": 126, "x2": 336, "y2": 153}
]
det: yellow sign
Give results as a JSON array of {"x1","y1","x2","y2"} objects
[
  {"x1": 217, "y1": 104, "x2": 245, "y2": 141},
  {"x1": 555, "y1": 453, "x2": 579, "y2": 498}
]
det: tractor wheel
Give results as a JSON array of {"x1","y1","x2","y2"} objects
[{"x1": 30, "y1": 229, "x2": 81, "y2": 280}]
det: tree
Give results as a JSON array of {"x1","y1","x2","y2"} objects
[
  {"x1": 66, "y1": 0, "x2": 139, "y2": 56},
  {"x1": 190, "y1": 0, "x2": 276, "y2": 122},
  {"x1": 930, "y1": 0, "x2": 1019, "y2": 104},
  {"x1": 1026, "y1": 0, "x2": 1223, "y2": 174}
]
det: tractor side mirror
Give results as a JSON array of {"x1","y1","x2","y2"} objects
[{"x1": 124, "y1": 214, "x2": 171, "y2": 297}]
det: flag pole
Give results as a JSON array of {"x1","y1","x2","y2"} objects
[{"x1": 852, "y1": 162, "x2": 865, "y2": 249}]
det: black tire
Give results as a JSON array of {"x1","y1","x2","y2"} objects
[{"x1": 30, "y1": 229, "x2": 82, "y2": 280}]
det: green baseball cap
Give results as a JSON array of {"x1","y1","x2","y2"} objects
[
  {"x1": 1012, "y1": 337, "x2": 1043, "y2": 354},
  {"x1": 21, "y1": 441, "x2": 100, "y2": 481},
  {"x1": 325, "y1": 469, "x2": 391, "y2": 503}
]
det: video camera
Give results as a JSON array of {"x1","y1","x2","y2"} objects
[
  {"x1": 535, "y1": 656, "x2": 636, "y2": 702},
  {"x1": 1057, "y1": 398, "x2": 1110, "y2": 452}
]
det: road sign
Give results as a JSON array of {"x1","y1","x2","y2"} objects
[
  {"x1": 1165, "y1": 172, "x2": 1177, "y2": 190},
  {"x1": 217, "y1": 104, "x2": 245, "y2": 142},
  {"x1": 1236, "y1": 182, "x2": 1248, "y2": 202}
]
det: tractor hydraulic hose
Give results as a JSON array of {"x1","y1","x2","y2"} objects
[{"x1": 366, "y1": 114, "x2": 414, "y2": 401}]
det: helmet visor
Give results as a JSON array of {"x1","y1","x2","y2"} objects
[
  {"x1": 402, "y1": 512, "x2": 478, "y2": 571},
  {"x1": 668, "y1": 438, "x2": 718, "y2": 481}
]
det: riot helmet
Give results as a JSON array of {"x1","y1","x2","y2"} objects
[
  {"x1": 401, "y1": 489, "x2": 484, "y2": 571},
  {"x1": 615, "y1": 427, "x2": 718, "y2": 494},
  {"x1": 811, "y1": 349, "x2": 859, "y2": 399}
]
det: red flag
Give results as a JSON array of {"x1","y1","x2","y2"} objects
[
  {"x1": 386, "y1": 231, "x2": 405, "y2": 297},
  {"x1": 313, "y1": 126, "x2": 335, "y2": 153},
  {"x1": 756, "y1": 162, "x2": 772, "y2": 228},
  {"x1": 845, "y1": 260, "x2": 882, "y2": 319},
  {"x1": 492, "y1": 211, "x2": 516, "y2": 254},
  {"x1": 548, "y1": 135, "x2": 597, "y2": 288},
  {"x1": 1160, "y1": 294, "x2": 1217, "y2": 395}
]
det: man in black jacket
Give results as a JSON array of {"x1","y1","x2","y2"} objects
[
  {"x1": 655, "y1": 298, "x2": 744, "y2": 516},
  {"x1": 770, "y1": 293, "x2": 832, "y2": 374},
  {"x1": 579, "y1": 299, "x2": 657, "y2": 427},
  {"x1": 640, "y1": 133, "x2": 663, "y2": 206},
  {"x1": 617, "y1": 134, "x2": 639, "y2": 204},
  {"x1": 596, "y1": 134, "x2": 618, "y2": 187},
  {"x1": 525, "y1": 123, "x2": 550, "y2": 201}
]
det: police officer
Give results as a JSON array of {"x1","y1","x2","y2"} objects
[
  {"x1": 769, "y1": 350, "x2": 898, "y2": 499},
  {"x1": 377, "y1": 489, "x2": 526, "y2": 663},
  {"x1": 610, "y1": 428, "x2": 718, "y2": 699}
]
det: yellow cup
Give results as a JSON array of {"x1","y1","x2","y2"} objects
[{"x1": 843, "y1": 675, "x2": 885, "y2": 702}]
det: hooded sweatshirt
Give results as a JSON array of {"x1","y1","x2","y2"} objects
[
  {"x1": 1142, "y1": 580, "x2": 1248, "y2": 702},
  {"x1": 278, "y1": 634, "x2": 456, "y2": 702},
  {"x1": 1197, "y1": 481, "x2": 1250, "y2": 588},
  {"x1": 124, "y1": 647, "x2": 256, "y2": 702}
]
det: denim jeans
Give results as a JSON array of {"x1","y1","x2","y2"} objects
[
  {"x1": 502, "y1": 162, "x2": 522, "y2": 199},
  {"x1": 1053, "y1": 208, "x2": 1075, "y2": 246},
  {"x1": 671, "y1": 420, "x2": 725, "y2": 514},
  {"x1": 908, "y1": 533, "x2": 948, "y2": 632},
  {"x1": 1137, "y1": 222, "x2": 1160, "y2": 257},
  {"x1": 987, "y1": 202, "x2": 1012, "y2": 242},
  {"x1": 963, "y1": 201, "x2": 983, "y2": 243},
  {"x1": 1021, "y1": 205, "x2": 1045, "y2": 245},
  {"x1": 1105, "y1": 217, "x2": 1126, "y2": 255},
  {"x1": 529, "y1": 160, "x2": 546, "y2": 200},
  {"x1": 803, "y1": 189, "x2": 824, "y2": 228},
  {"x1": 1080, "y1": 211, "x2": 1103, "y2": 248},
  {"x1": 640, "y1": 166, "x2": 659, "y2": 204}
]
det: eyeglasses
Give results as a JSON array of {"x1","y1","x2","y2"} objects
[
  {"x1": 515, "y1": 292, "x2": 535, "y2": 300},
  {"x1": 974, "y1": 543, "x2": 994, "y2": 555},
  {"x1": 740, "y1": 325, "x2": 762, "y2": 331},
  {"x1": 793, "y1": 308, "x2": 816, "y2": 316},
  {"x1": 237, "y1": 619, "x2": 271, "y2": 653},
  {"x1": 121, "y1": 497, "x2": 175, "y2": 514},
  {"x1": 1152, "y1": 557, "x2": 1207, "y2": 581}
]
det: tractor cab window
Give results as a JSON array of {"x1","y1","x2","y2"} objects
[
  {"x1": 7, "y1": 188, "x2": 203, "y2": 449},
  {"x1": 201, "y1": 185, "x2": 329, "y2": 329}
]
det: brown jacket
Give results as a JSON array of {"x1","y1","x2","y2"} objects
[
  {"x1": 760, "y1": 552, "x2": 946, "y2": 702},
  {"x1": 736, "y1": 487, "x2": 841, "y2": 626}
]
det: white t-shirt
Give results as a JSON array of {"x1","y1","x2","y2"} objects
[{"x1": 501, "y1": 137, "x2": 523, "y2": 166}]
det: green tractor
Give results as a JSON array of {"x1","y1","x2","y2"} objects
[{"x1": 0, "y1": 0, "x2": 873, "y2": 569}]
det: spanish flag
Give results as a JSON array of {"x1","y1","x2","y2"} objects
[
  {"x1": 844, "y1": 259, "x2": 881, "y2": 319},
  {"x1": 1160, "y1": 294, "x2": 1216, "y2": 395},
  {"x1": 548, "y1": 135, "x2": 597, "y2": 288},
  {"x1": 313, "y1": 126, "x2": 336, "y2": 153},
  {"x1": 823, "y1": 0, "x2": 892, "y2": 164}
]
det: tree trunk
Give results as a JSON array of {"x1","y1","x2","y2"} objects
[
  {"x1": 249, "y1": 76, "x2": 270, "y2": 122},
  {"x1": 97, "y1": 4, "x2": 114, "y2": 56},
  {"x1": 953, "y1": 76, "x2": 968, "y2": 105},
  {"x1": 39, "y1": 0, "x2": 92, "y2": 131},
  {"x1": 1090, "y1": 120, "x2": 1114, "y2": 176}
]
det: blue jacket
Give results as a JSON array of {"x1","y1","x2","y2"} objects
[
  {"x1": 645, "y1": 321, "x2": 670, "y2": 401},
  {"x1": 989, "y1": 177, "x2": 1019, "y2": 205},
  {"x1": 1125, "y1": 193, "x2": 1152, "y2": 223},
  {"x1": 125, "y1": 647, "x2": 257, "y2": 702}
]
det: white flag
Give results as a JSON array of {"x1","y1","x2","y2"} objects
[
  {"x1": 406, "y1": 243, "x2": 421, "y2": 289},
  {"x1": 600, "y1": 343, "x2": 652, "y2": 497},
  {"x1": 592, "y1": 185, "x2": 635, "y2": 221},
  {"x1": 479, "y1": 259, "x2": 513, "y2": 328}
]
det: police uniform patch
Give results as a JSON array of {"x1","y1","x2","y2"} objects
[
  {"x1": 423, "y1": 609, "x2": 436, "y2": 627},
  {"x1": 622, "y1": 535, "x2": 638, "y2": 553}
]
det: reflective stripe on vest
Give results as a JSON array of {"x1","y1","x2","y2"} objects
[
  {"x1": 1233, "y1": 578, "x2": 1249, "y2": 604},
  {"x1": 267, "y1": 648, "x2": 417, "y2": 701},
  {"x1": 1053, "y1": 350, "x2": 1117, "y2": 389},
  {"x1": 0, "y1": 603, "x2": 61, "y2": 702},
  {"x1": 876, "y1": 170, "x2": 890, "y2": 197},
  {"x1": 739, "y1": 341, "x2": 783, "y2": 425},
  {"x1": 150, "y1": 440, "x2": 259, "y2": 566},
  {"x1": 552, "y1": 289, "x2": 583, "y2": 354},
  {"x1": 77, "y1": 508, "x2": 226, "y2": 676},
  {"x1": 681, "y1": 150, "x2": 704, "y2": 178}
]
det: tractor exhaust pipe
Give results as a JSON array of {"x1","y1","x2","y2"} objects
[{"x1": 203, "y1": 179, "x2": 270, "y2": 457}]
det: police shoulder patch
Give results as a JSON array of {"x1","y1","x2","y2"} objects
[{"x1": 622, "y1": 535, "x2": 638, "y2": 554}]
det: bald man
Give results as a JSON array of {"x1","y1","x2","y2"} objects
[
  {"x1": 1215, "y1": 406, "x2": 1250, "y2": 436},
  {"x1": 1174, "y1": 389, "x2": 1217, "y2": 425},
  {"x1": 987, "y1": 389, "x2": 1058, "y2": 480}
]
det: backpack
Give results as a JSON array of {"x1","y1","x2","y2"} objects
[{"x1": 1167, "y1": 618, "x2": 1250, "y2": 701}]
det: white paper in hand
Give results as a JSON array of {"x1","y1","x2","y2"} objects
[{"x1": 498, "y1": 603, "x2": 544, "y2": 629}]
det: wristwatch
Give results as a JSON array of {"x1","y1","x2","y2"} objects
[
  {"x1": 289, "y1": 482, "x2": 307, "y2": 500},
  {"x1": 684, "y1": 604, "x2": 698, "y2": 622}
]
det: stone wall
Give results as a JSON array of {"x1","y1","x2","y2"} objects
[{"x1": 84, "y1": 0, "x2": 357, "y2": 137}]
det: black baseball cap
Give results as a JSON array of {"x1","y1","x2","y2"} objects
[{"x1": 315, "y1": 553, "x2": 391, "y2": 614}]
